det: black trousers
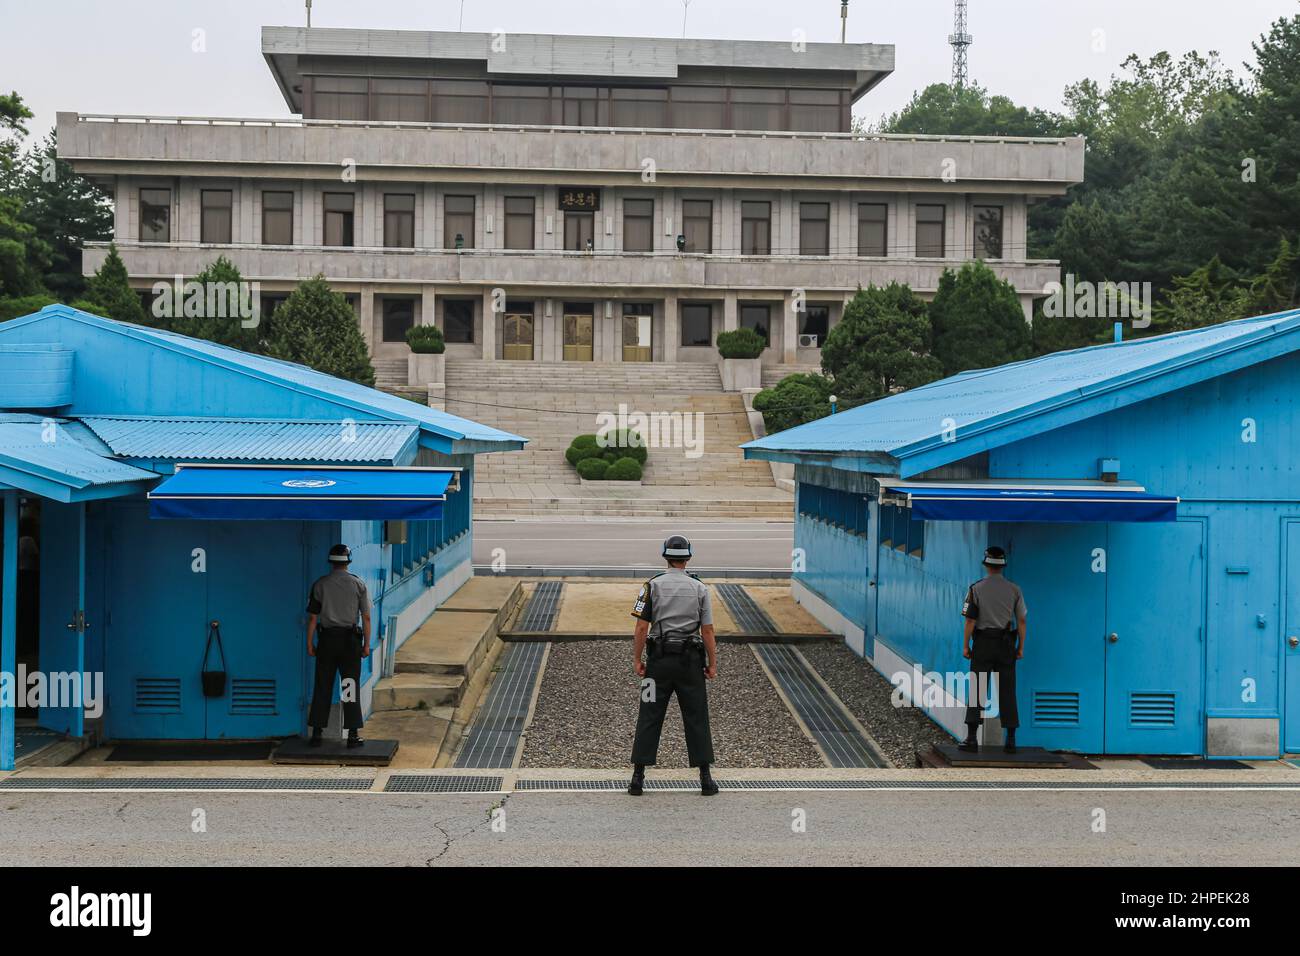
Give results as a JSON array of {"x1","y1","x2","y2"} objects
[
  {"x1": 632, "y1": 648, "x2": 715, "y2": 767},
  {"x1": 308, "y1": 626, "x2": 364, "y2": 731},
  {"x1": 964, "y1": 630, "x2": 1019, "y2": 730}
]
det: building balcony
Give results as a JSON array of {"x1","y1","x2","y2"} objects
[
  {"x1": 58, "y1": 112, "x2": 1085, "y2": 194},
  {"x1": 85, "y1": 240, "x2": 1064, "y2": 298}
]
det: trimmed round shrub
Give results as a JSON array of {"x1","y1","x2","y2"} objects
[
  {"x1": 576, "y1": 457, "x2": 610, "y2": 480},
  {"x1": 597, "y1": 429, "x2": 648, "y2": 464},
  {"x1": 605, "y1": 457, "x2": 643, "y2": 481},
  {"x1": 571, "y1": 434, "x2": 600, "y2": 450},
  {"x1": 405, "y1": 324, "x2": 445, "y2": 354},
  {"x1": 716, "y1": 327, "x2": 766, "y2": 359}
]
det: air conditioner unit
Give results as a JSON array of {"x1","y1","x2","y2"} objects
[{"x1": 798, "y1": 334, "x2": 819, "y2": 348}]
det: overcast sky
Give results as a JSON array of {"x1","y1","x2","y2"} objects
[{"x1": 4, "y1": 0, "x2": 1297, "y2": 139}]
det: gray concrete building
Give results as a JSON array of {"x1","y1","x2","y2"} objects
[{"x1": 58, "y1": 26, "x2": 1085, "y2": 385}]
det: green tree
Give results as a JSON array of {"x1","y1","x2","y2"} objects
[
  {"x1": 167, "y1": 255, "x2": 262, "y2": 350},
  {"x1": 820, "y1": 283, "x2": 942, "y2": 401},
  {"x1": 83, "y1": 243, "x2": 145, "y2": 325},
  {"x1": 751, "y1": 372, "x2": 835, "y2": 434},
  {"x1": 877, "y1": 83, "x2": 1065, "y2": 138},
  {"x1": 0, "y1": 92, "x2": 50, "y2": 298},
  {"x1": 264, "y1": 275, "x2": 375, "y2": 385},
  {"x1": 929, "y1": 261, "x2": 1031, "y2": 376}
]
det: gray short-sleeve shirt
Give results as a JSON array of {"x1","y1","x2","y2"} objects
[
  {"x1": 962, "y1": 574, "x2": 1026, "y2": 631},
  {"x1": 632, "y1": 568, "x2": 712, "y2": 637},
  {"x1": 307, "y1": 568, "x2": 370, "y2": 629}
]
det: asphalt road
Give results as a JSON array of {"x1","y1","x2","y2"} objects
[
  {"x1": 472, "y1": 518, "x2": 794, "y2": 571},
  {"x1": 2, "y1": 789, "x2": 1296, "y2": 866}
]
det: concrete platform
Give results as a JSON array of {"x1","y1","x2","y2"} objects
[
  {"x1": 271, "y1": 737, "x2": 399, "y2": 766},
  {"x1": 925, "y1": 744, "x2": 1091, "y2": 770}
]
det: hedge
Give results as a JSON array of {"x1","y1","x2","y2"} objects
[
  {"x1": 576, "y1": 457, "x2": 610, "y2": 480},
  {"x1": 605, "y1": 457, "x2": 644, "y2": 481},
  {"x1": 716, "y1": 327, "x2": 766, "y2": 359}
]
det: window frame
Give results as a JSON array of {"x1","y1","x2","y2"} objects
[
  {"x1": 323, "y1": 192, "x2": 356, "y2": 247},
  {"x1": 503, "y1": 196, "x2": 536, "y2": 250},
  {"x1": 442, "y1": 299, "x2": 475, "y2": 344},
  {"x1": 380, "y1": 297, "x2": 417, "y2": 344},
  {"x1": 261, "y1": 190, "x2": 294, "y2": 246},
  {"x1": 682, "y1": 199, "x2": 713, "y2": 253},
  {"x1": 972, "y1": 204, "x2": 1004, "y2": 259},
  {"x1": 623, "y1": 198, "x2": 654, "y2": 252},
  {"x1": 443, "y1": 194, "x2": 475, "y2": 249},
  {"x1": 383, "y1": 192, "x2": 416, "y2": 249},
  {"x1": 741, "y1": 200, "x2": 772, "y2": 256},
  {"x1": 138, "y1": 187, "x2": 171, "y2": 243},
  {"x1": 680, "y1": 303, "x2": 713, "y2": 347},
  {"x1": 799, "y1": 201, "x2": 830, "y2": 256},
  {"x1": 200, "y1": 189, "x2": 233, "y2": 245},
  {"x1": 915, "y1": 204, "x2": 946, "y2": 259},
  {"x1": 857, "y1": 202, "x2": 888, "y2": 257}
]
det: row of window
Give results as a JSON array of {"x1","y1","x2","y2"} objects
[
  {"x1": 879, "y1": 503, "x2": 926, "y2": 558},
  {"x1": 140, "y1": 188, "x2": 1006, "y2": 259},
  {"x1": 796, "y1": 489, "x2": 927, "y2": 558},
  {"x1": 307, "y1": 76, "x2": 848, "y2": 133}
]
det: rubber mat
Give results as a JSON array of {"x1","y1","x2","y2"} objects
[
  {"x1": 715, "y1": 583, "x2": 778, "y2": 634},
  {"x1": 752, "y1": 643, "x2": 888, "y2": 768},
  {"x1": 453, "y1": 641, "x2": 547, "y2": 769},
  {"x1": 1142, "y1": 758, "x2": 1253, "y2": 770}
]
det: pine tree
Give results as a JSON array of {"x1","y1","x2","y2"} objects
[
  {"x1": 929, "y1": 262, "x2": 1032, "y2": 376},
  {"x1": 84, "y1": 243, "x2": 145, "y2": 325},
  {"x1": 264, "y1": 275, "x2": 375, "y2": 386}
]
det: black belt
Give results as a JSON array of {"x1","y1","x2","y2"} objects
[{"x1": 649, "y1": 632, "x2": 703, "y2": 657}]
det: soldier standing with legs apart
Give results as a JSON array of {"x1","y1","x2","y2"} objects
[
  {"x1": 960, "y1": 546, "x2": 1027, "y2": 754},
  {"x1": 628, "y1": 535, "x2": 719, "y2": 796},
  {"x1": 306, "y1": 544, "x2": 371, "y2": 748}
]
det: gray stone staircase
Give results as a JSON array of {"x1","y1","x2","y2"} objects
[
  {"x1": 446, "y1": 359, "x2": 724, "y2": 392},
  {"x1": 761, "y1": 363, "x2": 824, "y2": 388},
  {"x1": 373, "y1": 358, "x2": 408, "y2": 390}
]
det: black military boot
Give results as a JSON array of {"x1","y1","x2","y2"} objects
[
  {"x1": 958, "y1": 727, "x2": 979, "y2": 753},
  {"x1": 308, "y1": 729, "x2": 323, "y2": 748},
  {"x1": 699, "y1": 764, "x2": 719, "y2": 796},
  {"x1": 628, "y1": 764, "x2": 645, "y2": 796},
  {"x1": 1004, "y1": 729, "x2": 1018, "y2": 755},
  {"x1": 346, "y1": 731, "x2": 364, "y2": 749}
]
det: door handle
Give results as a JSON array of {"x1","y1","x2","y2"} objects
[
  {"x1": 1289, "y1": 636, "x2": 1299, "y2": 649},
  {"x1": 1107, "y1": 632, "x2": 1119, "y2": 644}
]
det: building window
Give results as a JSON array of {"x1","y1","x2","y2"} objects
[
  {"x1": 434, "y1": 80, "x2": 489, "y2": 124},
  {"x1": 262, "y1": 191, "x2": 294, "y2": 245},
  {"x1": 492, "y1": 85, "x2": 550, "y2": 125},
  {"x1": 623, "y1": 199, "x2": 654, "y2": 252},
  {"x1": 797, "y1": 484, "x2": 868, "y2": 536},
  {"x1": 561, "y1": 86, "x2": 604, "y2": 126},
  {"x1": 444, "y1": 195, "x2": 475, "y2": 249},
  {"x1": 373, "y1": 78, "x2": 429, "y2": 122},
  {"x1": 443, "y1": 299, "x2": 474, "y2": 343},
  {"x1": 312, "y1": 76, "x2": 368, "y2": 121},
  {"x1": 564, "y1": 211, "x2": 594, "y2": 251},
  {"x1": 682, "y1": 200, "x2": 712, "y2": 253},
  {"x1": 741, "y1": 201, "x2": 771, "y2": 255},
  {"x1": 879, "y1": 503, "x2": 925, "y2": 557},
  {"x1": 799, "y1": 202, "x2": 830, "y2": 256},
  {"x1": 681, "y1": 303, "x2": 712, "y2": 346},
  {"x1": 973, "y1": 205, "x2": 1004, "y2": 259},
  {"x1": 788, "y1": 89, "x2": 843, "y2": 133},
  {"x1": 383, "y1": 193, "x2": 416, "y2": 248},
  {"x1": 323, "y1": 192, "x2": 355, "y2": 247},
  {"x1": 259, "y1": 294, "x2": 289, "y2": 320},
  {"x1": 858, "y1": 203, "x2": 887, "y2": 257},
  {"x1": 200, "y1": 189, "x2": 233, "y2": 244},
  {"x1": 611, "y1": 88, "x2": 668, "y2": 128},
  {"x1": 504, "y1": 196, "x2": 535, "y2": 250},
  {"x1": 671, "y1": 86, "x2": 726, "y2": 129},
  {"x1": 740, "y1": 304, "x2": 771, "y2": 345},
  {"x1": 731, "y1": 88, "x2": 785, "y2": 130},
  {"x1": 139, "y1": 188, "x2": 170, "y2": 242},
  {"x1": 381, "y1": 298, "x2": 416, "y2": 343},
  {"x1": 800, "y1": 305, "x2": 830, "y2": 340},
  {"x1": 916, "y1": 204, "x2": 945, "y2": 258}
]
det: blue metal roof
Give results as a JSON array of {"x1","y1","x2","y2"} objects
[
  {"x1": 5, "y1": 306, "x2": 527, "y2": 453},
  {"x1": 0, "y1": 420, "x2": 158, "y2": 501},
  {"x1": 745, "y1": 309, "x2": 1300, "y2": 477},
  {"x1": 79, "y1": 416, "x2": 420, "y2": 464}
]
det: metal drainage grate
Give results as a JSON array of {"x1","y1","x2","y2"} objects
[
  {"x1": 753, "y1": 643, "x2": 888, "y2": 769},
  {"x1": 512, "y1": 779, "x2": 1300, "y2": 792},
  {"x1": 0, "y1": 777, "x2": 372, "y2": 791},
  {"x1": 383, "y1": 774, "x2": 504, "y2": 793},
  {"x1": 715, "y1": 583, "x2": 777, "y2": 635},
  {"x1": 454, "y1": 641, "x2": 547, "y2": 769},
  {"x1": 517, "y1": 581, "x2": 564, "y2": 631}
]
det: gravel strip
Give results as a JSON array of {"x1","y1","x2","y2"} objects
[
  {"x1": 520, "y1": 640, "x2": 823, "y2": 769},
  {"x1": 799, "y1": 642, "x2": 955, "y2": 768}
]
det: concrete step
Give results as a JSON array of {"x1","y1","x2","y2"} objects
[
  {"x1": 761, "y1": 364, "x2": 823, "y2": 388},
  {"x1": 446, "y1": 360, "x2": 724, "y2": 392},
  {"x1": 372, "y1": 673, "x2": 465, "y2": 711}
]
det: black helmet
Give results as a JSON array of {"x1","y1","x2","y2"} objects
[
  {"x1": 328, "y1": 544, "x2": 353, "y2": 564},
  {"x1": 662, "y1": 535, "x2": 692, "y2": 560},
  {"x1": 982, "y1": 546, "x2": 1007, "y2": 567}
]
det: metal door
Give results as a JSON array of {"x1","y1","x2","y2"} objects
[
  {"x1": 1283, "y1": 522, "x2": 1300, "y2": 753},
  {"x1": 106, "y1": 504, "x2": 209, "y2": 739},
  {"x1": 203, "y1": 521, "x2": 309, "y2": 738},
  {"x1": 563, "y1": 311, "x2": 594, "y2": 361},
  {"x1": 1103, "y1": 520, "x2": 1205, "y2": 754},
  {"x1": 503, "y1": 312, "x2": 534, "y2": 360}
]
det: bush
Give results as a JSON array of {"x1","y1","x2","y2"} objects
[
  {"x1": 576, "y1": 457, "x2": 610, "y2": 480},
  {"x1": 406, "y1": 324, "x2": 445, "y2": 354},
  {"x1": 565, "y1": 444, "x2": 607, "y2": 466},
  {"x1": 571, "y1": 434, "x2": 600, "y2": 450},
  {"x1": 598, "y1": 428, "x2": 648, "y2": 464},
  {"x1": 263, "y1": 275, "x2": 376, "y2": 386},
  {"x1": 716, "y1": 327, "x2": 766, "y2": 359},
  {"x1": 605, "y1": 457, "x2": 644, "y2": 481},
  {"x1": 0, "y1": 293, "x2": 58, "y2": 323},
  {"x1": 752, "y1": 373, "x2": 835, "y2": 434}
]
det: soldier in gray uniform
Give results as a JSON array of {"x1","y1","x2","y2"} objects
[
  {"x1": 306, "y1": 544, "x2": 372, "y2": 748},
  {"x1": 960, "y1": 546, "x2": 1027, "y2": 754},
  {"x1": 628, "y1": 535, "x2": 719, "y2": 796}
]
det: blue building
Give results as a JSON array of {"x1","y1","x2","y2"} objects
[
  {"x1": 0, "y1": 305, "x2": 524, "y2": 769},
  {"x1": 745, "y1": 312, "x2": 1300, "y2": 758}
]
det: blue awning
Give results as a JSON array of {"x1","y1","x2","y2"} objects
[
  {"x1": 879, "y1": 480, "x2": 1178, "y2": 523},
  {"x1": 148, "y1": 465, "x2": 456, "y2": 521}
]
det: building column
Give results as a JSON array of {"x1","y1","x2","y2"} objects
[
  {"x1": 481, "y1": 288, "x2": 497, "y2": 361},
  {"x1": 359, "y1": 287, "x2": 376, "y2": 355},
  {"x1": 1, "y1": 491, "x2": 18, "y2": 771},
  {"x1": 663, "y1": 295, "x2": 679, "y2": 363},
  {"x1": 782, "y1": 291, "x2": 799, "y2": 365},
  {"x1": 420, "y1": 288, "x2": 436, "y2": 327},
  {"x1": 723, "y1": 293, "x2": 738, "y2": 333}
]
